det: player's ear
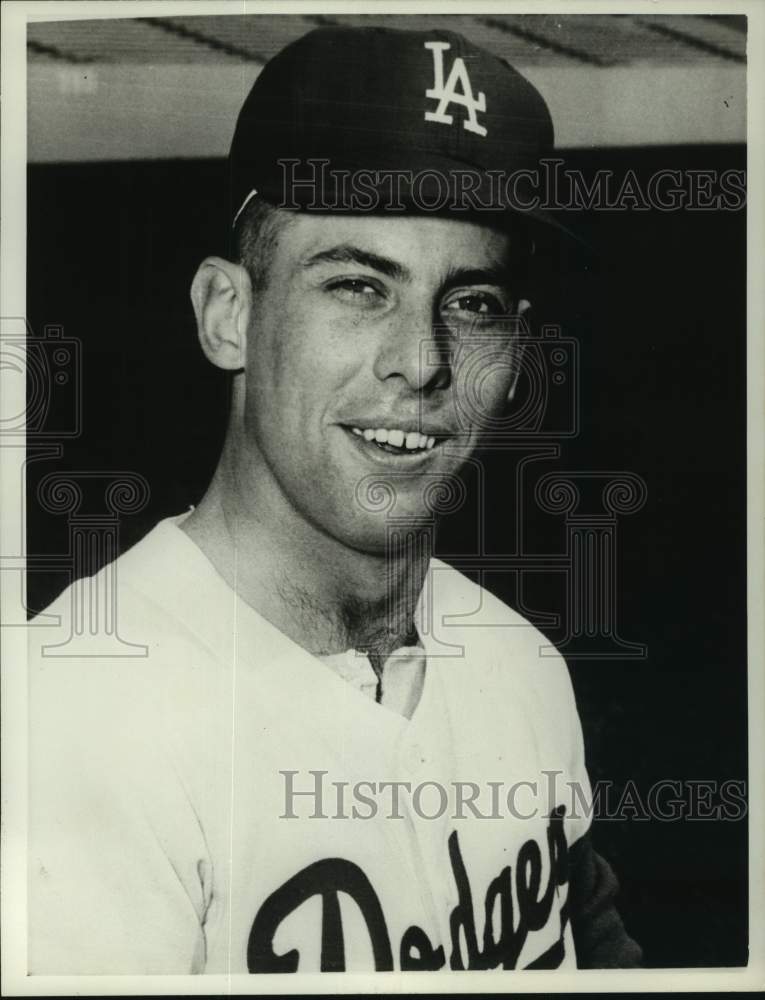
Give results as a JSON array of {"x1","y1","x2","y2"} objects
[
  {"x1": 506, "y1": 299, "x2": 531, "y2": 404},
  {"x1": 190, "y1": 256, "x2": 252, "y2": 371}
]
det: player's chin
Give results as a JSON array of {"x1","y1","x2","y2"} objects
[{"x1": 336, "y1": 495, "x2": 441, "y2": 554}]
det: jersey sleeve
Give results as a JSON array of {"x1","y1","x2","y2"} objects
[
  {"x1": 28, "y1": 638, "x2": 211, "y2": 974},
  {"x1": 555, "y1": 648, "x2": 594, "y2": 846}
]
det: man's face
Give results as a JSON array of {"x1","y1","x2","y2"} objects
[{"x1": 241, "y1": 211, "x2": 522, "y2": 552}]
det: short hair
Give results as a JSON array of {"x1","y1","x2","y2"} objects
[
  {"x1": 232, "y1": 193, "x2": 294, "y2": 294},
  {"x1": 232, "y1": 194, "x2": 534, "y2": 302}
]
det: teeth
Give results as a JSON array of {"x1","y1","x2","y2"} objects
[{"x1": 351, "y1": 426, "x2": 439, "y2": 452}]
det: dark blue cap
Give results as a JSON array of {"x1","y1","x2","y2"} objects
[{"x1": 230, "y1": 26, "x2": 559, "y2": 232}]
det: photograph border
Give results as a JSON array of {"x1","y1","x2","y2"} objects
[{"x1": 2, "y1": 0, "x2": 763, "y2": 993}]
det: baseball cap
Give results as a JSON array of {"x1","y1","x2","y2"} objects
[{"x1": 229, "y1": 25, "x2": 569, "y2": 241}]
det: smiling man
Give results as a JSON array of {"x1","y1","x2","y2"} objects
[
  {"x1": 183, "y1": 210, "x2": 520, "y2": 665},
  {"x1": 28, "y1": 25, "x2": 641, "y2": 974}
]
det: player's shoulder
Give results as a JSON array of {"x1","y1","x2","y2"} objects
[
  {"x1": 426, "y1": 560, "x2": 589, "y2": 788},
  {"x1": 426, "y1": 557, "x2": 574, "y2": 695},
  {"x1": 427, "y1": 555, "x2": 558, "y2": 646},
  {"x1": 33, "y1": 513, "x2": 224, "y2": 631},
  {"x1": 27, "y1": 516, "x2": 232, "y2": 714}
]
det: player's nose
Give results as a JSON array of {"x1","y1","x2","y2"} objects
[{"x1": 371, "y1": 299, "x2": 451, "y2": 394}]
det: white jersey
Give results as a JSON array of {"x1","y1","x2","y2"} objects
[{"x1": 28, "y1": 516, "x2": 592, "y2": 974}]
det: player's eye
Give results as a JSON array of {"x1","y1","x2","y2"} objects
[
  {"x1": 441, "y1": 291, "x2": 510, "y2": 326},
  {"x1": 326, "y1": 277, "x2": 384, "y2": 305}
]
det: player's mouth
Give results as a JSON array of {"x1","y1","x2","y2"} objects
[{"x1": 340, "y1": 424, "x2": 450, "y2": 463}]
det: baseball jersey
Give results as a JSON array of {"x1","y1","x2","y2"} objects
[{"x1": 28, "y1": 514, "x2": 597, "y2": 974}]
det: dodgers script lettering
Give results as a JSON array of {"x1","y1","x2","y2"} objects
[{"x1": 247, "y1": 806, "x2": 570, "y2": 972}]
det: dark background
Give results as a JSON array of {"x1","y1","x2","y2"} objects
[{"x1": 26, "y1": 144, "x2": 747, "y2": 967}]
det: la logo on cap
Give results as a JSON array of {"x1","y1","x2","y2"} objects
[{"x1": 424, "y1": 41, "x2": 488, "y2": 137}]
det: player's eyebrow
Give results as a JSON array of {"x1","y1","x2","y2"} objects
[
  {"x1": 301, "y1": 244, "x2": 411, "y2": 282},
  {"x1": 440, "y1": 264, "x2": 510, "y2": 293}
]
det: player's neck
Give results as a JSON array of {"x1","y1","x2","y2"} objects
[{"x1": 181, "y1": 449, "x2": 430, "y2": 659}]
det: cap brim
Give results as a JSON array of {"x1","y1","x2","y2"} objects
[{"x1": 233, "y1": 149, "x2": 591, "y2": 255}]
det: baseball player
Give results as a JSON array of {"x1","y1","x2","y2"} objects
[{"x1": 28, "y1": 25, "x2": 641, "y2": 973}]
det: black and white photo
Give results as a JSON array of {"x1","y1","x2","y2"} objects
[{"x1": 1, "y1": 1, "x2": 762, "y2": 992}]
